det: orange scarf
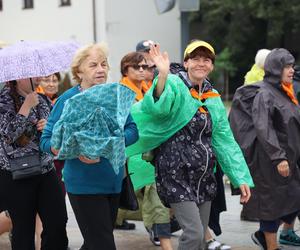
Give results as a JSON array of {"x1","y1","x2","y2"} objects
[
  {"x1": 190, "y1": 88, "x2": 220, "y2": 113},
  {"x1": 36, "y1": 86, "x2": 57, "y2": 104},
  {"x1": 120, "y1": 77, "x2": 150, "y2": 101},
  {"x1": 281, "y1": 82, "x2": 299, "y2": 105}
]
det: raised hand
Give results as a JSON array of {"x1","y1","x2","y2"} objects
[
  {"x1": 18, "y1": 92, "x2": 40, "y2": 117},
  {"x1": 149, "y1": 44, "x2": 170, "y2": 97},
  {"x1": 149, "y1": 44, "x2": 170, "y2": 76}
]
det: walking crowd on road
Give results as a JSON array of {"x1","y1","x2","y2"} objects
[{"x1": 0, "y1": 37, "x2": 300, "y2": 250}]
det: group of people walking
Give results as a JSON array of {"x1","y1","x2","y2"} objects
[{"x1": 0, "y1": 38, "x2": 299, "y2": 250}]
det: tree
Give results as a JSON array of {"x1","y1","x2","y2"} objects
[
  {"x1": 211, "y1": 47, "x2": 237, "y2": 101},
  {"x1": 190, "y1": 0, "x2": 300, "y2": 94}
]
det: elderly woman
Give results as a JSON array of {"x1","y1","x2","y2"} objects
[
  {"x1": 40, "y1": 43, "x2": 139, "y2": 250},
  {"x1": 37, "y1": 72, "x2": 61, "y2": 105},
  {"x1": 231, "y1": 48, "x2": 300, "y2": 250},
  {"x1": 126, "y1": 40, "x2": 254, "y2": 250},
  {"x1": 0, "y1": 77, "x2": 68, "y2": 249}
]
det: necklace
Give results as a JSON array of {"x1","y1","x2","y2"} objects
[{"x1": 78, "y1": 85, "x2": 84, "y2": 92}]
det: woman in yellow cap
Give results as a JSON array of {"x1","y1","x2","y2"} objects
[{"x1": 126, "y1": 40, "x2": 254, "y2": 250}]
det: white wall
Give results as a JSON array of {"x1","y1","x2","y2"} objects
[
  {"x1": 0, "y1": 1, "x2": 94, "y2": 43},
  {"x1": 0, "y1": 0, "x2": 181, "y2": 82},
  {"x1": 105, "y1": 0, "x2": 181, "y2": 81}
]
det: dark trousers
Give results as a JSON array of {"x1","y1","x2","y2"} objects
[
  {"x1": 260, "y1": 210, "x2": 300, "y2": 233},
  {"x1": 54, "y1": 160, "x2": 66, "y2": 196},
  {"x1": 68, "y1": 192, "x2": 120, "y2": 250},
  {"x1": 0, "y1": 168, "x2": 68, "y2": 250}
]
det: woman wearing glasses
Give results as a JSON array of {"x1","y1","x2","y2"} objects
[
  {"x1": 119, "y1": 52, "x2": 150, "y2": 101},
  {"x1": 117, "y1": 51, "x2": 174, "y2": 250}
]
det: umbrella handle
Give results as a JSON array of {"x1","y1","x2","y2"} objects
[{"x1": 30, "y1": 78, "x2": 34, "y2": 91}]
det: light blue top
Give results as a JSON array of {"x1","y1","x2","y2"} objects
[{"x1": 40, "y1": 85, "x2": 139, "y2": 194}]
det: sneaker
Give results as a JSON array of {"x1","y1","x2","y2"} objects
[
  {"x1": 114, "y1": 220, "x2": 136, "y2": 230},
  {"x1": 251, "y1": 230, "x2": 267, "y2": 250},
  {"x1": 279, "y1": 229, "x2": 300, "y2": 246},
  {"x1": 207, "y1": 239, "x2": 231, "y2": 250},
  {"x1": 147, "y1": 228, "x2": 160, "y2": 246}
]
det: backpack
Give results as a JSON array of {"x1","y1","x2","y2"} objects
[{"x1": 228, "y1": 83, "x2": 261, "y2": 162}]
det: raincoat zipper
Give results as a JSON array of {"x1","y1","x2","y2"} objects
[{"x1": 196, "y1": 85, "x2": 209, "y2": 203}]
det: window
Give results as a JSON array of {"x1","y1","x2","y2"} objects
[
  {"x1": 0, "y1": 0, "x2": 3, "y2": 11},
  {"x1": 23, "y1": 0, "x2": 34, "y2": 9},
  {"x1": 60, "y1": 0, "x2": 71, "y2": 7}
]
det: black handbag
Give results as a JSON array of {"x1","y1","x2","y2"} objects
[
  {"x1": 1, "y1": 94, "x2": 43, "y2": 180},
  {"x1": 119, "y1": 163, "x2": 139, "y2": 211},
  {"x1": 9, "y1": 152, "x2": 42, "y2": 180},
  {"x1": 1, "y1": 137, "x2": 42, "y2": 180}
]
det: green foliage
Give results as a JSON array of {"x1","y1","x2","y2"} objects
[
  {"x1": 210, "y1": 47, "x2": 236, "y2": 82},
  {"x1": 191, "y1": 0, "x2": 300, "y2": 92}
]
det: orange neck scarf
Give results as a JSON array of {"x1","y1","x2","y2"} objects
[
  {"x1": 120, "y1": 77, "x2": 150, "y2": 101},
  {"x1": 36, "y1": 86, "x2": 57, "y2": 105},
  {"x1": 281, "y1": 82, "x2": 299, "y2": 105},
  {"x1": 189, "y1": 88, "x2": 220, "y2": 113}
]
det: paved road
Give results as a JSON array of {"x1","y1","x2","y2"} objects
[{"x1": 1, "y1": 184, "x2": 299, "y2": 250}]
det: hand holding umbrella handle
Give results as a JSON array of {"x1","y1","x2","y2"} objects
[{"x1": 18, "y1": 92, "x2": 39, "y2": 117}]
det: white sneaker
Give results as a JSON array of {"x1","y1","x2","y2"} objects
[{"x1": 207, "y1": 239, "x2": 231, "y2": 250}]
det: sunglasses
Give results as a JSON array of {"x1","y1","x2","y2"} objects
[
  {"x1": 131, "y1": 64, "x2": 149, "y2": 70},
  {"x1": 147, "y1": 65, "x2": 156, "y2": 71}
]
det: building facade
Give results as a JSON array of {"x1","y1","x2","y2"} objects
[{"x1": 0, "y1": 0, "x2": 181, "y2": 81}]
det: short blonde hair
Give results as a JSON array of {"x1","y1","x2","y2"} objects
[{"x1": 71, "y1": 42, "x2": 109, "y2": 83}]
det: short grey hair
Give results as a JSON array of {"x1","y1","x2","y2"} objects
[{"x1": 255, "y1": 49, "x2": 271, "y2": 69}]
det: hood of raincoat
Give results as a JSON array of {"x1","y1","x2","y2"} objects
[{"x1": 263, "y1": 48, "x2": 295, "y2": 87}]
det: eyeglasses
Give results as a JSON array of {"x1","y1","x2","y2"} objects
[
  {"x1": 130, "y1": 64, "x2": 149, "y2": 70},
  {"x1": 146, "y1": 65, "x2": 156, "y2": 71}
]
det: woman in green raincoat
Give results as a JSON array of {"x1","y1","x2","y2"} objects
[{"x1": 126, "y1": 40, "x2": 254, "y2": 250}]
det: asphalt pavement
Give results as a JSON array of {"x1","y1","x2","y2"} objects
[{"x1": 0, "y1": 184, "x2": 299, "y2": 250}]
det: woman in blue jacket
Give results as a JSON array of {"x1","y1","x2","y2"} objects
[{"x1": 40, "y1": 43, "x2": 139, "y2": 250}]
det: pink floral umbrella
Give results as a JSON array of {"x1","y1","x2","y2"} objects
[{"x1": 0, "y1": 40, "x2": 80, "y2": 83}]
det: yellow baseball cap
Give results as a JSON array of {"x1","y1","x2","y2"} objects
[{"x1": 184, "y1": 40, "x2": 215, "y2": 59}]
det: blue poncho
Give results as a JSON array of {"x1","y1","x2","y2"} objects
[{"x1": 51, "y1": 83, "x2": 136, "y2": 174}]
